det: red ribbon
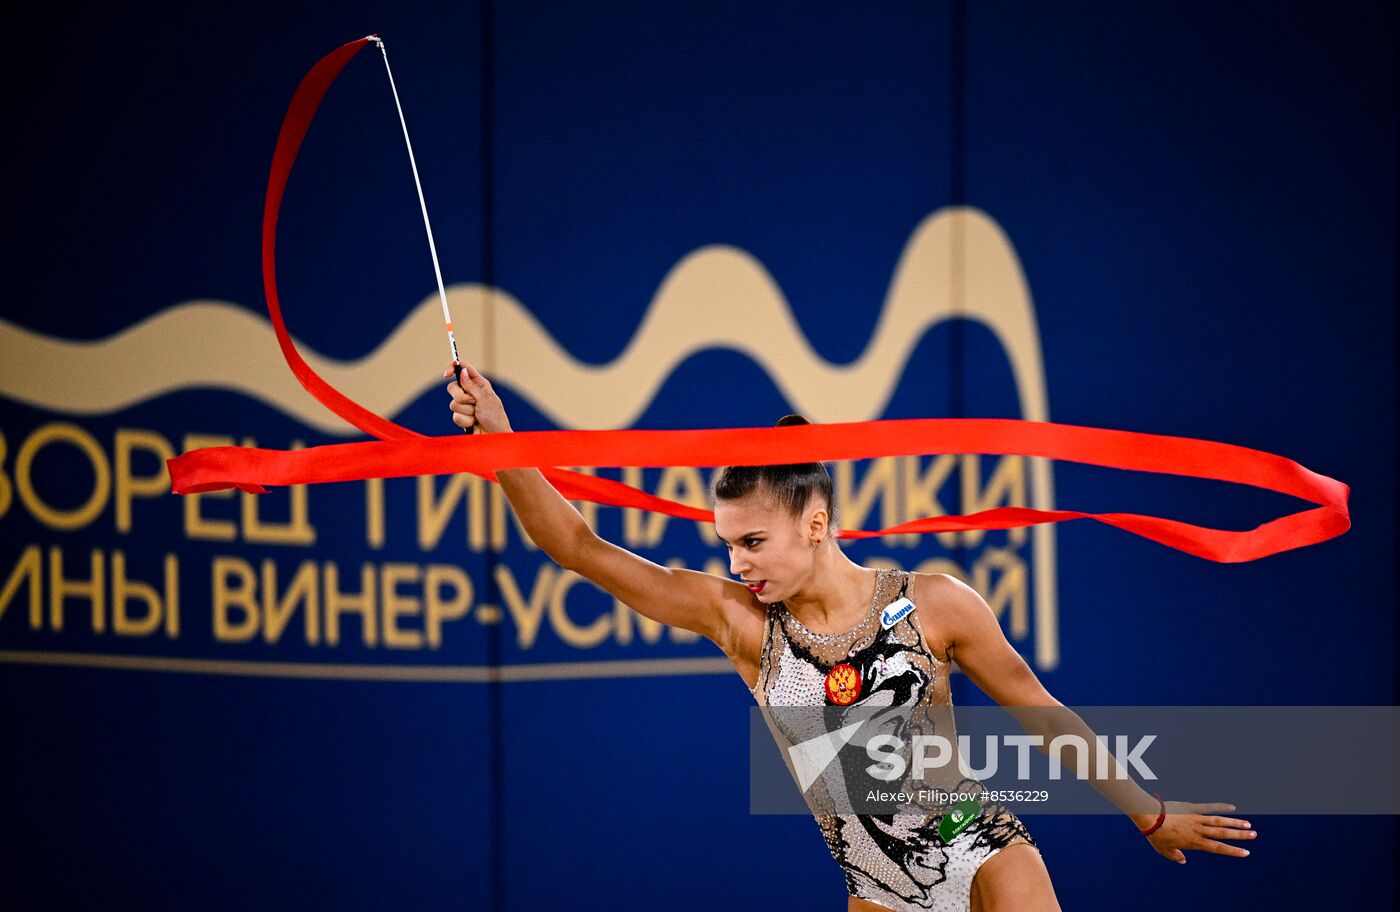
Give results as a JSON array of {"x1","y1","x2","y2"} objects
[
  {"x1": 262, "y1": 37, "x2": 416, "y2": 444},
  {"x1": 165, "y1": 36, "x2": 1351, "y2": 565},
  {"x1": 168, "y1": 418, "x2": 1349, "y2": 563}
]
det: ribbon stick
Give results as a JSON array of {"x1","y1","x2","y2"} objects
[
  {"x1": 370, "y1": 35, "x2": 456, "y2": 367},
  {"x1": 169, "y1": 35, "x2": 1352, "y2": 565},
  {"x1": 370, "y1": 35, "x2": 475, "y2": 433}
]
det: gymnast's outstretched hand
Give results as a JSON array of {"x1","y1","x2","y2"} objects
[
  {"x1": 1145, "y1": 801, "x2": 1255, "y2": 864},
  {"x1": 443, "y1": 361, "x2": 513, "y2": 435}
]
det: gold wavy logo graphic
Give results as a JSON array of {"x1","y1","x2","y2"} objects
[
  {"x1": 1, "y1": 207, "x2": 1048, "y2": 430},
  {"x1": 0, "y1": 205, "x2": 1060, "y2": 666}
]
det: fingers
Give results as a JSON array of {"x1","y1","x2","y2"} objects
[
  {"x1": 450, "y1": 396, "x2": 476, "y2": 428},
  {"x1": 442, "y1": 360, "x2": 468, "y2": 386},
  {"x1": 442, "y1": 361, "x2": 497, "y2": 433},
  {"x1": 1187, "y1": 802, "x2": 1236, "y2": 813},
  {"x1": 443, "y1": 361, "x2": 491, "y2": 392},
  {"x1": 443, "y1": 360, "x2": 483, "y2": 386},
  {"x1": 1201, "y1": 815, "x2": 1251, "y2": 830},
  {"x1": 1196, "y1": 837, "x2": 1250, "y2": 858},
  {"x1": 1201, "y1": 825, "x2": 1257, "y2": 842}
]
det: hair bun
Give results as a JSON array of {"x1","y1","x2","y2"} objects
[{"x1": 775, "y1": 414, "x2": 811, "y2": 428}]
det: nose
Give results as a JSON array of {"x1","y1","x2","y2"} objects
[{"x1": 729, "y1": 553, "x2": 748, "y2": 577}]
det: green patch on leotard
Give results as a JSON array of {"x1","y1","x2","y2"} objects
[{"x1": 937, "y1": 798, "x2": 983, "y2": 842}]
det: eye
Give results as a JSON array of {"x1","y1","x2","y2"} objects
[{"x1": 744, "y1": 537, "x2": 762, "y2": 548}]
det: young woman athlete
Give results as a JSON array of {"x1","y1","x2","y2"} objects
[{"x1": 444, "y1": 361, "x2": 1257, "y2": 912}]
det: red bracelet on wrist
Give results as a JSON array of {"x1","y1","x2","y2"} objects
[{"x1": 1138, "y1": 793, "x2": 1166, "y2": 836}]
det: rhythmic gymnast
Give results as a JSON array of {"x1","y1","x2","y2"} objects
[{"x1": 444, "y1": 361, "x2": 1257, "y2": 912}]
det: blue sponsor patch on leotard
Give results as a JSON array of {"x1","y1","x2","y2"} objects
[{"x1": 880, "y1": 596, "x2": 914, "y2": 629}]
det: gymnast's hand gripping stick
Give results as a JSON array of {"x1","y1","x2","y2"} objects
[{"x1": 371, "y1": 34, "x2": 476, "y2": 434}]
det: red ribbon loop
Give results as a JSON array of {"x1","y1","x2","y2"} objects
[{"x1": 165, "y1": 37, "x2": 1351, "y2": 565}]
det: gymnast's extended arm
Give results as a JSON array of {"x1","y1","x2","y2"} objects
[
  {"x1": 921, "y1": 571, "x2": 1256, "y2": 864},
  {"x1": 443, "y1": 361, "x2": 757, "y2": 655}
]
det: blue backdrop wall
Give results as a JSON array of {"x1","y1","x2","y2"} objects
[{"x1": 1, "y1": 2, "x2": 1394, "y2": 909}]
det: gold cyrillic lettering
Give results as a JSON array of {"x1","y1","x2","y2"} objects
[
  {"x1": 641, "y1": 466, "x2": 714, "y2": 547},
  {"x1": 496, "y1": 562, "x2": 553, "y2": 649},
  {"x1": 960, "y1": 454, "x2": 1028, "y2": 548},
  {"x1": 17, "y1": 424, "x2": 110, "y2": 531},
  {"x1": 114, "y1": 428, "x2": 174, "y2": 533},
  {"x1": 621, "y1": 466, "x2": 646, "y2": 547},
  {"x1": 550, "y1": 570, "x2": 610, "y2": 648},
  {"x1": 324, "y1": 563, "x2": 376, "y2": 647},
  {"x1": 418, "y1": 474, "x2": 472, "y2": 551},
  {"x1": 835, "y1": 457, "x2": 900, "y2": 546},
  {"x1": 111, "y1": 550, "x2": 172, "y2": 637},
  {"x1": 0, "y1": 429, "x2": 12, "y2": 519},
  {"x1": 48, "y1": 546, "x2": 104, "y2": 632},
  {"x1": 903, "y1": 455, "x2": 958, "y2": 549},
  {"x1": 380, "y1": 562, "x2": 423, "y2": 649},
  {"x1": 971, "y1": 547, "x2": 1029, "y2": 640},
  {"x1": 0, "y1": 544, "x2": 41, "y2": 627},
  {"x1": 212, "y1": 556, "x2": 258, "y2": 641},
  {"x1": 365, "y1": 478, "x2": 385, "y2": 549},
  {"x1": 261, "y1": 560, "x2": 319, "y2": 645},
  {"x1": 424, "y1": 564, "x2": 472, "y2": 649}
]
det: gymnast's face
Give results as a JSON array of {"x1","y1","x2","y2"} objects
[{"x1": 715, "y1": 490, "x2": 828, "y2": 603}]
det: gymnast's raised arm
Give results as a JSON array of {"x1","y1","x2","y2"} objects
[{"x1": 442, "y1": 361, "x2": 759, "y2": 657}]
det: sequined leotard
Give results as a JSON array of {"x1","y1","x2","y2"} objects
[{"x1": 749, "y1": 566, "x2": 1036, "y2": 912}]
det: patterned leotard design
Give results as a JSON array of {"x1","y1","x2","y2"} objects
[{"x1": 749, "y1": 567, "x2": 1035, "y2": 912}]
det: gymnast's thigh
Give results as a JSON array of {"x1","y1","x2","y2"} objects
[{"x1": 968, "y1": 841, "x2": 1060, "y2": 912}]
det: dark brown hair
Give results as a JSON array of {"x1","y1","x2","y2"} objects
[{"x1": 710, "y1": 414, "x2": 840, "y2": 538}]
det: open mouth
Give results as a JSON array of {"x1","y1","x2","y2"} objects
[{"x1": 745, "y1": 580, "x2": 767, "y2": 594}]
